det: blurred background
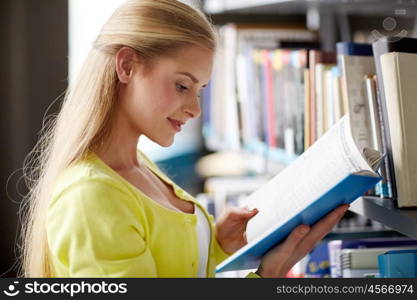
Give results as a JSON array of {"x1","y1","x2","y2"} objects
[
  {"x1": 0, "y1": 0, "x2": 208, "y2": 277},
  {"x1": 1, "y1": 0, "x2": 417, "y2": 278}
]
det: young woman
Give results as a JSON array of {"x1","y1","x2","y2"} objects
[{"x1": 21, "y1": 0, "x2": 349, "y2": 278}]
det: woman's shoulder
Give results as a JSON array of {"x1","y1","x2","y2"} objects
[
  {"x1": 50, "y1": 152, "x2": 138, "y2": 207},
  {"x1": 47, "y1": 152, "x2": 149, "y2": 238}
]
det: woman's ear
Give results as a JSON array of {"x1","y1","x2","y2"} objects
[{"x1": 115, "y1": 47, "x2": 139, "y2": 84}]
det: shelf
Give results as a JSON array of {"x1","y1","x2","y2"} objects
[
  {"x1": 324, "y1": 227, "x2": 405, "y2": 241},
  {"x1": 350, "y1": 196, "x2": 417, "y2": 240},
  {"x1": 205, "y1": 0, "x2": 417, "y2": 16}
]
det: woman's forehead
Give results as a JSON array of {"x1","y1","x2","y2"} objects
[{"x1": 155, "y1": 45, "x2": 214, "y2": 80}]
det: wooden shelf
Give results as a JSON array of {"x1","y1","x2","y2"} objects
[{"x1": 350, "y1": 196, "x2": 417, "y2": 240}]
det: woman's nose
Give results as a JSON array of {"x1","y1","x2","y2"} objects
[{"x1": 184, "y1": 96, "x2": 201, "y2": 119}]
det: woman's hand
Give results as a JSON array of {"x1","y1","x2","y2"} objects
[
  {"x1": 215, "y1": 206, "x2": 259, "y2": 254},
  {"x1": 257, "y1": 204, "x2": 350, "y2": 278}
]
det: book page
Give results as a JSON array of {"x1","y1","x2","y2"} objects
[{"x1": 244, "y1": 115, "x2": 376, "y2": 242}]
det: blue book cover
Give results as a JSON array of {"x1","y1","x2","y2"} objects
[
  {"x1": 305, "y1": 242, "x2": 331, "y2": 277},
  {"x1": 336, "y1": 42, "x2": 373, "y2": 56},
  {"x1": 216, "y1": 115, "x2": 382, "y2": 273},
  {"x1": 216, "y1": 173, "x2": 380, "y2": 272},
  {"x1": 378, "y1": 249, "x2": 417, "y2": 278}
]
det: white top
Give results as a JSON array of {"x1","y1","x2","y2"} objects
[{"x1": 194, "y1": 204, "x2": 210, "y2": 277}]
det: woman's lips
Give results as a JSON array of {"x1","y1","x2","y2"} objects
[{"x1": 167, "y1": 118, "x2": 184, "y2": 132}]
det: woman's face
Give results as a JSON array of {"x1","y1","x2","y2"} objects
[{"x1": 119, "y1": 45, "x2": 213, "y2": 147}]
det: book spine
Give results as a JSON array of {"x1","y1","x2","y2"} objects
[
  {"x1": 374, "y1": 77, "x2": 393, "y2": 198},
  {"x1": 372, "y1": 42, "x2": 397, "y2": 200},
  {"x1": 264, "y1": 50, "x2": 277, "y2": 148},
  {"x1": 328, "y1": 240, "x2": 342, "y2": 278},
  {"x1": 308, "y1": 51, "x2": 317, "y2": 145},
  {"x1": 303, "y1": 68, "x2": 311, "y2": 150}
]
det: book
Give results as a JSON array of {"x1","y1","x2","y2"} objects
[
  {"x1": 303, "y1": 68, "x2": 311, "y2": 150},
  {"x1": 337, "y1": 44, "x2": 375, "y2": 153},
  {"x1": 308, "y1": 50, "x2": 336, "y2": 145},
  {"x1": 328, "y1": 237, "x2": 417, "y2": 278},
  {"x1": 330, "y1": 66, "x2": 345, "y2": 121},
  {"x1": 304, "y1": 242, "x2": 331, "y2": 278},
  {"x1": 336, "y1": 42, "x2": 373, "y2": 56},
  {"x1": 378, "y1": 249, "x2": 417, "y2": 278},
  {"x1": 341, "y1": 246, "x2": 417, "y2": 278},
  {"x1": 380, "y1": 52, "x2": 417, "y2": 207},
  {"x1": 262, "y1": 50, "x2": 276, "y2": 148},
  {"x1": 364, "y1": 75, "x2": 389, "y2": 197},
  {"x1": 342, "y1": 268, "x2": 378, "y2": 278},
  {"x1": 374, "y1": 76, "x2": 393, "y2": 198},
  {"x1": 208, "y1": 23, "x2": 318, "y2": 153},
  {"x1": 371, "y1": 37, "x2": 417, "y2": 200},
  {"x1": 324, "y1": 66, "x2": 343, "y2": 132},
  {"x1": 215, "y1": 115, "x2": 382, "y2": 272},
  {"x1": 315, "y1": 63, "x2": 335, "y2": 138},
  {"x1": 281, "y1": 49, "x2": 307, "y2": 155}
]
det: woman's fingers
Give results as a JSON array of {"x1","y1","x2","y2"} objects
[
  {"x1": 221, "y1": 206, "x2": 259, "y2": 224},
  {"x1": 266, "y1": 225, "x2": 311, "y2": 262},
  {"x1": 307, "y1": 204, "x2": 350, "y2": 241},
  {"x1": 280, "y1": 204, "x2": 348, "y2": 256},
  {"x1": 259, "y1": 204, "x2": 349, "y2": 277},
  {"x1": 291, "y1": 204, "x2": 350, "y2": 260},
  {"x1": 259, "y1": 224, "x2": 310, "y2": 277}
]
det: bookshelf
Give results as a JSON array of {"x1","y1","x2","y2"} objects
[
  {"x1": 201, "y1": 0, "x2": 417, "y2": 251},
  {"x1": 205, "y1": 0, "x2": 417, "y2": 15},
  {"x1": 239, "y1": 134, "x2": 417, "y2": 242},
  {"x1": 351, "y1": 197, "x2": 417, "y2": 240},
  {"x1": 205, "y1": 0, "x2": 417, "y2": 51},
  {"x1": 323, "y1": 226, "x2": 405, "y2": 241}
]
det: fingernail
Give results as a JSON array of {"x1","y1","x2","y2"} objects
[
  {"x1": 299, "y1": 226, "x2": 310, "y2": 235},
  {"x1": 247, "y1": 209, "x2": 258, "y2": 216}
]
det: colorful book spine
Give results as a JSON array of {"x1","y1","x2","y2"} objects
[{"x1": 263, "y1": 50, "x2": 277, "y2": 148}]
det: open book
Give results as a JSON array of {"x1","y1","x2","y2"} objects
[{"x1": 216, "y1": 115, "x2": 382, "y2": 273}]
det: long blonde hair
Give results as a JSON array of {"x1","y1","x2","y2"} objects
[{"x1": 20, "y1": 0, "x2": 216, "y2": 277}]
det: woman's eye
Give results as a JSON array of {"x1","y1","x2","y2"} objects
[{"x1": 176, "y1": 83, "x2": 188, "y2": 93}]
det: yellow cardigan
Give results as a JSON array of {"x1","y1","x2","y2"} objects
[{"x1": 47, "y1": 150, "x2": 260, "y2": 278}]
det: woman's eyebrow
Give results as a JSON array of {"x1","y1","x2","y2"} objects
[
  {"x1": 177, "y1": 71, "x2": 207, "y2": 87},
  {"x1": 177, "y1": 72, "x2": 198, "y2": 83}
]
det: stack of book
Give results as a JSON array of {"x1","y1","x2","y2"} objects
[{"x1": 328, "y1": 237, "x2": 417, "y2": 278}]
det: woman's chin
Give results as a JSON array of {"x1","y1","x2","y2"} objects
[
  {"x1": 160, "y1": 141, "x2": 174, "y2": 147},
  {"x1": 144, "y1": 132, "x2": 175, "y2": 148},
  {"x1": 156, "y1": 136, "x2": 175, "y2": 148}
]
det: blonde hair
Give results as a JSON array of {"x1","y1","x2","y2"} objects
[{"x1": 20, "y1": 0, "x2": 216, "y2": 277}]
